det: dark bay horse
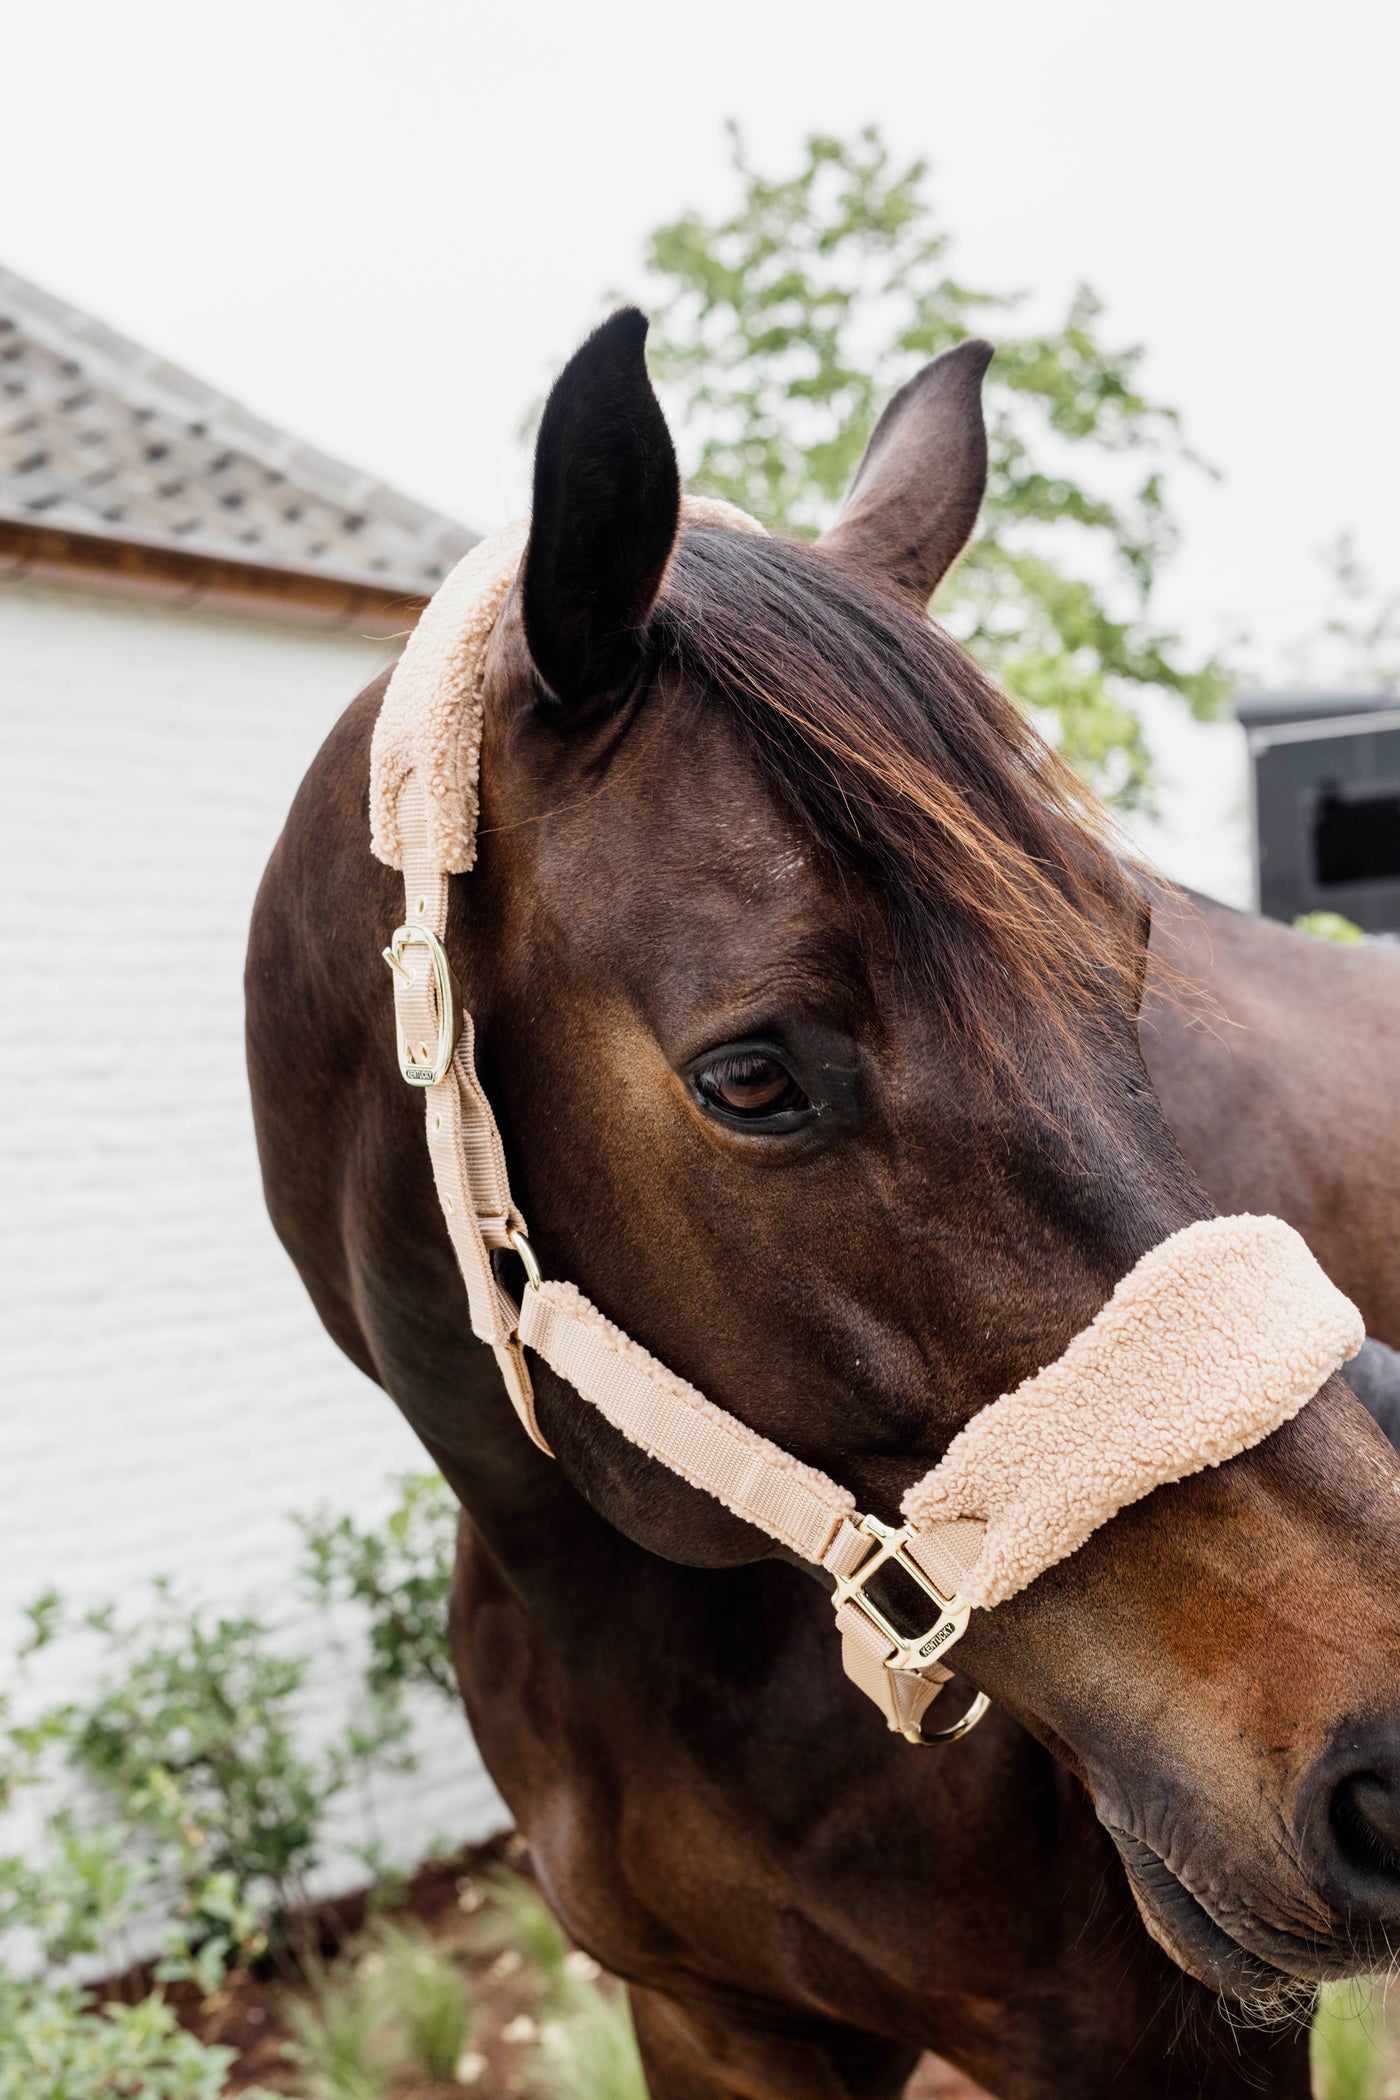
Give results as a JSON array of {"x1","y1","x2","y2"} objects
[
  {"x1": 1144, "y1": 893, "x2": 1400, "y2": 1348},
  {"x1": 248, "y1": 313, "x2": 1400, "y2": 2098}
]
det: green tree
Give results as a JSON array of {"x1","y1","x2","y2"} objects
[{"x1": 641, "y1": 125, "x2": 1230, "y2": 805}]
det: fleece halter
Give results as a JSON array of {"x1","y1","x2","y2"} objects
[{"x1": 369, "y1": 506, "x2": 1364, "y2": 1744}]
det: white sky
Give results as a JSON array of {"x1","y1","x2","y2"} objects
[{"x1": 5, "y1": 0, "x2": 1397, "y2": 683}]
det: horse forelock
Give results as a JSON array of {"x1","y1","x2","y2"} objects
[{"x1": 651, "y1": 525, "x2": 1148, "y2": 1086}]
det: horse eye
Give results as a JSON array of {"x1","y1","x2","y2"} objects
[{"x1": 694, "y1": 1053, "x2": 810, "y2": 1121}]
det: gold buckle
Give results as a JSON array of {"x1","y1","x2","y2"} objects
[
  {"x1": 382, "y1": 925, "x2": 461, "y2": 1086},
  {"x1": 831, "y1": 1515, "x2": 971, "y2": 1675}
]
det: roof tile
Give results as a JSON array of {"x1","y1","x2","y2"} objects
[{"x1": 0, "y1": 264, "x2": 478, "y2": 595}]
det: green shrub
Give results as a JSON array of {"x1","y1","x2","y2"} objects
[
  {"x1": 0, "y1": 1715, "x2": 272, "y2": 2100},
  {"x1": 299, "y1": 1474, "x2": 459, "y2": 1703},
  {"x1": 53, "y1": 1583, "x2": 344, "y2": 1972},
  {"x1": 362, "y1": 1920, "x2": 470, "y2": 2079},
  {"x1": 0, "y1": 1976, "x2": 261, "y2": 2100},
  {"x1": 3, "y1": 1571, "x2": 416, "y2": 1997},
  {"x1": 283, "y1": 1958, "x2": 396, "y2": 2100}
]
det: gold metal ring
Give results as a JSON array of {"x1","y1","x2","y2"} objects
[
  {"x1": 905, "y1": 1688, "x2": 991, "y2": 1747},
  {"x1": 508, "y1": 1227, "x2": 543, "y2": 1292}
]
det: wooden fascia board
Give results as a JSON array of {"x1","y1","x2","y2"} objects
[{"x1": 0, "y1": 516, "x2": 429, "y2": 635}]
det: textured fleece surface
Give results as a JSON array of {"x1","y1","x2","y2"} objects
[
  {"x1": 902, "y1": 1214, "x2": 1364, "y2": 1608},
  {"x1": 370, "y1": 497, "x2": 765, "y2": 873}
]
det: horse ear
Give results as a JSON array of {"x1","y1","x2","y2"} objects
[
  {"x1": 521, "y1": 308, "x2": 681, "y2": 708},
  {"x1": 819, "y1": 338, "x2": 994, "y2": 603}
]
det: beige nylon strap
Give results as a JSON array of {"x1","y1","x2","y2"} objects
[
  {"x1": 835, "y1": 1603, "x2": 951, "y2": 1734},
  {"x1": 394, "y1": 782, "x2": 547, "y2": 1450},
  {"x1": 387, "y1": 769, "x2": 976, "y2": 1731},
  {"x1": 517, "y1": 1282, "x2": 855, "y2": 1562}
]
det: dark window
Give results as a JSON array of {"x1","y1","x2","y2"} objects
[{"x1": 1313, "y1": 784, "x2": 1400, "y2": 887}]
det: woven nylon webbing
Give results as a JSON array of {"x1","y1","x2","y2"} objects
[{"x1": 517, "y1": 1285, "x2": 854, "y2": 1563}]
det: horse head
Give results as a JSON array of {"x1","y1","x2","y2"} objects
[{"x1": 251, "y1": 308, "x2": 1400, "y2": 2008}]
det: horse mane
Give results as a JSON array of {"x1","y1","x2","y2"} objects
[{"x1": 654, "y1": 526, "x2": 1145, "y2": 1082}]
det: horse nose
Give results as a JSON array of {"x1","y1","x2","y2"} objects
[{"x1": 1300, "y1": 1719, "x2": 1400, "y2": 1919}]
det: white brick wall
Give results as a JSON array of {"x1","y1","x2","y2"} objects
[{"x1": 0, "y1": 580, "x2": 505, "y2": 1888}]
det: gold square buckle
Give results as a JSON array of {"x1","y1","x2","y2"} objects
[{"x1": 831, "y1": 1515, "x2": 971, "y2": 1675}]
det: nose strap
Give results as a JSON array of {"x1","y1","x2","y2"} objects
[{"x1": 902, "y1": 1213, "x2": 1365, "y2": 1608}]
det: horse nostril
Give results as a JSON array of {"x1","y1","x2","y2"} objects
[
  {"x1": 1302, "y1": 1722, "x2": 1400, "y2": 1917},
  {"x1": 1332, "y1": 1771, "x2": 1400, "y2": 1882}
]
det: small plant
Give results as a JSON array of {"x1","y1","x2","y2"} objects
[
  {"x1": 283, "y1": 1959, "x2": 396, "y2": 2100},
  {"x1": 299, "y1": 1473, "x2": 460, "y2": 1704},
  {"x1": 1295, "y1": 911, "x2": 1366, "y2": 944},
  {"x1": 53, "y1": 1583, "x2": 344, "y2": 1972},
  {"x1": 0, "y1": 1976, "x2": 261, "y2": 2100},
  {"x1": 537, "y1": 1986, "x2": 648, "y2": 2100},
  {"x1": 0, "y1": 1707, "x2": 273, "y2": 2100},
  {"x1": 473, "y1": 1867, "x2": 572, "y2": 2006},
  {"x1": 364, "y1": 1919, "x2": 471, "y2": 2079}
]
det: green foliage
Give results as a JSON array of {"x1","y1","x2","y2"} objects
[
  {"x1": 59, "y1": 1582, "x2": 340, "y2": 1968},
  {"x1": 472, "y1": 1869, "x2": 571, "y2": 2006},
  {"x1": 281, "y1": 1923, "x2": 474, "y2": 2096},
  {"x1": 299, "y1": 1475, "x2": 458, "y2": 1704},
  {"x1": 1295, "y1": 911, "x2": 1366, "y2": 944},
  {"x1": 283, "y1": 1959, "x2": 395, "y2": 2100},
  {"x1": 361, "y1": 1920, "x2": 470, "y2": 2080},
  {"x1": 1311, "y1": 1979, "x2": 1395, "y2": 2100},
  {"x1": 0, "y1": 1706, "x2": 273, "y2": 2100},
  {"x1": 1, "y1": 1568, "x2": 418, "y2": 2008},
  {"x1": 0, "y1": 1486, "x2": 641, "y2": 2098},
  {"x1": 537, "y1": 1987, "x2": 648, "y2": 2100},
  {"x1": 0, "y1": 1976, "x2": 256, "y2": 2100},
  {"x1": 1, "y1": 1685, "x2": 162, "y2": 1990},
  {"x1": 641, "y1": 124, "x2": 1231, "y2": 805}
]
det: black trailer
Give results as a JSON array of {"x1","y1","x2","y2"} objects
[{"x1": 1237, "y1": 690, "x2": 1400, "y2": 934}]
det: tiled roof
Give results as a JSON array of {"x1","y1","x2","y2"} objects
[{"x1": 0, "y1": 264, "x2": 476, "y2": 596}]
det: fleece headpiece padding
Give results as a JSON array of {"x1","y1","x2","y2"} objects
[
  {"x1": 370, "y1": 499, "x2": 766, "y2": 875},
  {"x1": 902, "y1": 1213, "x2": 1364, "y2": 1607}
]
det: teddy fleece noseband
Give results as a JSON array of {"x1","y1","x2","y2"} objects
[{"x1": 369, "y1": 508, "x2": 1363, "y2": 1743}]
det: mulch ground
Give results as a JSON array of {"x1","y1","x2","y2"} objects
[{"x1": 93, "y1": 1831, "x2": 990, "y2": 2098}]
